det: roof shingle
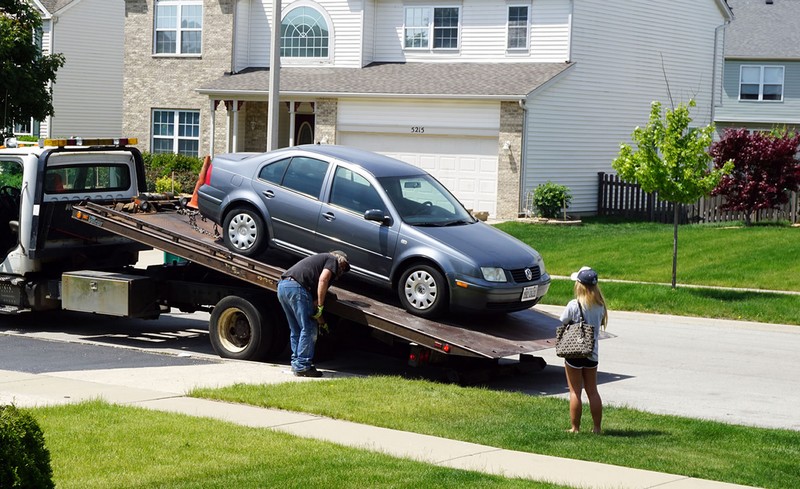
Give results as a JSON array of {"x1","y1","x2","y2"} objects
[
  {"x1": 725, "y1": 0, "x2": 800, "y2": 59},
  {"x1": 198, "y1": 62, "x2": 573, "y2": 99}
]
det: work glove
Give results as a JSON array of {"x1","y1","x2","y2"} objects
[{"x1": 311, "y1": 305, "x2": 324, "y2": 319}]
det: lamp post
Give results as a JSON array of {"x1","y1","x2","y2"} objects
[{"x1": 266, "y1": 0, "x2": 281, "y2": 151}]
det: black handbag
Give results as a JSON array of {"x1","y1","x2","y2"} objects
[{"x1": 555, "y1": 303, "x2": 595, "y2": 359}]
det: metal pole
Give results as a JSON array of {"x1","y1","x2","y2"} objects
[{"x1": 266, "y1": 0, "x2": 282, "y2": 151}]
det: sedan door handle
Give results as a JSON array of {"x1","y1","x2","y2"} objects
[
  {"x1": 263, "y1": 190, "x2": 275, "y2": 199},
  {"x1": 322, "y1": 211, "x2": 336, "y2": 222}
]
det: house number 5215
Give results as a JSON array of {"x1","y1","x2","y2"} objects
[{"x1": 411, "y1": 126, "x2": 425, "y2": 134}]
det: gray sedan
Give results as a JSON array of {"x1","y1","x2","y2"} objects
[{"x1": 197, "y1": 145, "x2": 550, "y2": 318}]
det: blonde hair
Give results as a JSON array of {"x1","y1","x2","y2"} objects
[{"x1": 575, "y1": 281, "x2": 608, "y2": 330}]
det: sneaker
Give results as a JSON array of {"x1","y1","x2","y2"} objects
[{"x1": 293, "y1": 367, "x2": 323, "y2": 378}]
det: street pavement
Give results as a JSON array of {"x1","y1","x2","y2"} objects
[{"x1": 1, "y1": 251, "x2": 793, "y2": 488}]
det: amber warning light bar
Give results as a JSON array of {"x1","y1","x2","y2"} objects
[{"x1": 42, "y1": 138, "x2": 138, "y2": 148}]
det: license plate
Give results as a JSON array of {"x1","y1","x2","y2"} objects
[{"x1": 521, "y1": 285, "x2": 538, "y2": 301}]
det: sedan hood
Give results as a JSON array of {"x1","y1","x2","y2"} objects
[{"x1": 408, "y1": 221, "x2": 540, "y2": 268}]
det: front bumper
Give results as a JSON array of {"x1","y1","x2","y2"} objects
[{"x1": 449, "y1": 273, "x2": 551, "y2": 312}]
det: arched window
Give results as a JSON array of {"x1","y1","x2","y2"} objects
[{"x1": 281, "y1": 7, "x2": 329, "y2": 58}]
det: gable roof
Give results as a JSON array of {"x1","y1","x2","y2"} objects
[
  {"x1": 197, "y1": 62, "x2": 573, "y2": 100},
  {"x1": 38, "y1": 0, "x2": 78, "y2": 15},
  {"x1": 725, "y1": 0, "x2": 800, "y2": 59}
]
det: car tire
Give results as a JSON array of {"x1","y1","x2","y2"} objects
[
  {"x1": 223, "y1": 207, "x2": 267, "y2": 257},
  {"x1": 398, "y1": 264, "x2": 448, "y2": 318}
]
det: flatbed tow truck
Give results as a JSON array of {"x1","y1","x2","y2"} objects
[{"x1": 1, "y1": 138, "x2": 563, "y2": 379}]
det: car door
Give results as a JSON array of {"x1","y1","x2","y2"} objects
[
  {"x1": 316, "y1": 165, "x2": 398, "y2": 283},
  {"x1": 253, "y1": 156, "x2": 330, "y2": 255}
]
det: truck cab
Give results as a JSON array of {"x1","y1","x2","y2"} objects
[{"x1": 0, "y1": 138, "x2": 149, "y2": 312}]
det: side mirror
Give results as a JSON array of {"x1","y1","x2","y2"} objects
[{"x1": 364, "y1": 209, "x2": 391, "y2": 225}]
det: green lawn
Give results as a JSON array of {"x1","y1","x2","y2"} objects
[
  {"x1": 33, "y1": 401, "x2": 564, "y2": 489},
  {"x1": 496, "y1": 219, "x2": 799, "y2": 291},
  {"x1": 192, "y1": 376, "x2": 800, "y2": 489},
  {"x1": 495, "y1": 219, "x2": 800, "y2": 325}
]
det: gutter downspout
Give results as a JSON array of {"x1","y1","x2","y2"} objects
[
  {"x1": 518, "y1": 98, "x2": 528, "y2": 217},
  {"x1": 710, "y1": 19, "x2": 731, "y2": 126}
]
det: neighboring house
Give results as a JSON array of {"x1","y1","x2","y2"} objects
[
  {"x1": 123, "y1": 0, "x2": 731, "y2": 218},
  {"x1": 714, "y1": 0, "x2": 800, "y2": 135},
  {"x1": 17, "y1": 0, "x2": 124, "y2": 139}
]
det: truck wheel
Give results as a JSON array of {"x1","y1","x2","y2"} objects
[
  {"x1": 223, "y1": 207, "x2": 266, "y2": 257},
  {"x1": 209, "y1": 295, "x2": 274, "y2": 361},
  {"x1": 398, "y1": 264, "x2": 448, "y2": 318}
]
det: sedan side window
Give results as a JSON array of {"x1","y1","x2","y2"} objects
[
  {"x1": 258, "y1": 158, "x2": 290, "y2": 184},
  {"x1": 282, "y1": 156, "x2": 328, "y2": 198},
  {"x1": 330, "y1": 167, "x2": 384, "y2": 215}
]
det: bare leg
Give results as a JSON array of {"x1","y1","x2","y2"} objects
[
  {"x1": 582, "y1": 367, "x2": 602, "y2": 433},
  {"x1": 565, "y1": 364, "x2": 584, "y2": 432}
]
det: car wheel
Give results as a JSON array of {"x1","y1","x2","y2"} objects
[
  {"x1": 223, "y1": 207, "x2": 267, "y2": 257},
  {"x1": 398, "y1": 264, "x2": 448, "y2": 318}
]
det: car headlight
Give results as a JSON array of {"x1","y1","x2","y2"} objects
[
  {"x1": 537, "y1": 257, "x2": 546, "y2": 276},
  {"x1": 481, "y1": 267, "x2": 507, "y2": 282}
]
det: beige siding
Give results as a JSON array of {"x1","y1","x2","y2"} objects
[
  {"x1": 48, "y1": 0, "x2": 124, "y2": 137},
  {"x1": 373, "y1": 0, "x2": 570, "y2": 63},
  {"x1": 239, "y1": 0, "x2": 364, "y2": 69},
  {"x1": 524, "y1": 0, "x2": 727, "y2": 214},
  {"x1": 338, "y1": 99, "x2": 500, "y2": 136}
]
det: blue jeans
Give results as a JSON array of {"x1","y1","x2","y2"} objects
[{"x1": 277, "y1": 280, "x2": 318, "y2": 372}]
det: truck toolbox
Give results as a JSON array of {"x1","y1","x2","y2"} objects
[{"x1": 62, "y1": 270, "x2": 157, "y2": 317}]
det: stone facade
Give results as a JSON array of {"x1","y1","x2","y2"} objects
[
  {"x1": 496, "y1": 101, "x2": 525, "y2": 219},
  {"x1": 123, "y1": 0, "x2": 234, "y2": 156},
  {"x1": 314, "y1": 98, "x2": 338, "y2": 145}
]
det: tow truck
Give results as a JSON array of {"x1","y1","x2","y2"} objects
[{"x1": 0, "y1": 138, "x2": 563, "y2": 376}]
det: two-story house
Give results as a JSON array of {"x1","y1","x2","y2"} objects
[
  {"x1": 714, "y1": 0, "x2": 800, "y2": 136},
  {"x1": 19, "y1": 0, "x2": 124, "y2": 139},
  {"x1": 123, "y1": 0, "x2": 731, "y2": 218}
]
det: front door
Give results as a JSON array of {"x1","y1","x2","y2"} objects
[{"x1": 295, "y1": 114, "x2": 314, "y2": 145}]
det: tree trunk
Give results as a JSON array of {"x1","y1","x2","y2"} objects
[{"x1": 672, "y1": 204, "x2": 679, "y2": 289}]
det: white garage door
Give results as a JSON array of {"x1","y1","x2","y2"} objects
[{"x1": 338, "y1": 133, "x2": 498, "y2": 217}]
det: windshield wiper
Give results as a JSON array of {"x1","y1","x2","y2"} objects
[{"x1": 443, "y1": 219, "x2": 473, "y2": 226}]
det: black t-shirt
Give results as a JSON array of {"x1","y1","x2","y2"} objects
[{"x1": 282, "y1": 253, "x2": 340, "y2": 297}]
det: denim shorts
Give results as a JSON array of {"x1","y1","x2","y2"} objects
[{"x1": 565, "y1": 357, "x2": 599, "y2": 369}]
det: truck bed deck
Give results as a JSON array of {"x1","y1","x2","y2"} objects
[{"x1": 72, "y1": 202, "x2": 563, "y2": 360}]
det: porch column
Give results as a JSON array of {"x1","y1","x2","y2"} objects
[
  {"x1": 289, "y1": 101, "x2": 297, "y2": 147},
  {"x1": 209, "y1": 99, "x2": 217, "y2": 156},
  {"x1": 232, "y1": 100, "x2": 240, "y2": 152}
]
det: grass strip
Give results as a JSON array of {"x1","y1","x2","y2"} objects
[
  {"x1": 192, "y1": 376, "x2": 800, "y2": 489},
  {"x1": 540, "y1": 279, "x2": 800, "y2": 325},
  {"x1": 32, "y1": 400, "x2": 566, "y2": 489}
]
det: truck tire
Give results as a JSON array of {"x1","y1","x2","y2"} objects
[
  {"x1": 398, "y1": 263, "x2": 448, "y2": 319},
  {"x1": 209, "y1": 295, "x2": 276, "y2": 361}
]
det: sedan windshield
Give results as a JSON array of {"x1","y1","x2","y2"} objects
[{"x1": 378, "y1": 174, "x2": 477, "y2": 226}]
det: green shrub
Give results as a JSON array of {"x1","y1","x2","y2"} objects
[
  {"x1": 530, "y1": 181, "x2": 572, "y2": 218},
  {"x1": 141, "y1": 152, "x2": 203, "y2": 194},
  {"x1": 155, "y1": 175, "x2": 184, "y2": 194},
  {"x1": 0, "y1": 405, "x2": 54, "y2": 489}
]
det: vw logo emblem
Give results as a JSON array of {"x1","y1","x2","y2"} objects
[{"x1": 525, "y1": 268, "x2": 533, "y2": 281}]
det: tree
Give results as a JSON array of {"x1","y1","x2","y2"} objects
[
  {"x1": 0, "y1": 0, "x2": 65, "y2": 138},
  {"x1": 612, "y1": 100, "x2": 732, "y2": 288},
  {"x1": 709, "y1": 127, "x2": 800, "y2": 226}
]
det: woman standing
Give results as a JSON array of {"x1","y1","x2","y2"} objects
[{"x1": 560, "y1": 266, "x2": 608, "y2": 433}]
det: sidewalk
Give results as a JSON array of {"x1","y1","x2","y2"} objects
[{"x1": 0, "y1": 364, "x2": 756, "y2": 489}]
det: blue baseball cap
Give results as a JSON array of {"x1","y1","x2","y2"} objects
[{"x1": 570, "y1": 266, "x2": 598, "y2": 285}]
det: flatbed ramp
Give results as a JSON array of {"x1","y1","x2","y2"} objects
[{"x1": 72, "y1": 202, "x2": 562, "y2": 360}]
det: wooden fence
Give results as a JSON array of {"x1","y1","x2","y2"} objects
[{"x1": 597, "y1": 172, "x2": 799, "y2": 225}]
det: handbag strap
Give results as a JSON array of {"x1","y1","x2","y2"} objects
[{"x1": 577, "y1": 301, "x2": 585, "y2": 322}]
